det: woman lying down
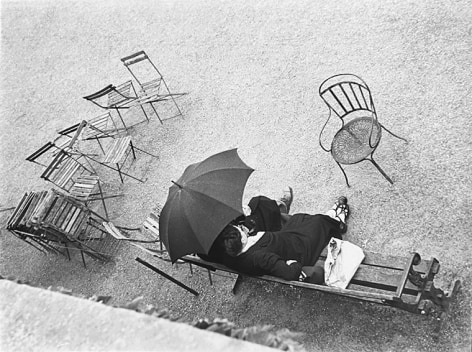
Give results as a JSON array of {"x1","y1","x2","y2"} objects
[{"x1": 201, "y1": 191, "x2": 349, "y2": 284}]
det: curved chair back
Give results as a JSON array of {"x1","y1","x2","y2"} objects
[{"x1": 319, "y1": 74, "x2": 377, "y2": 122}]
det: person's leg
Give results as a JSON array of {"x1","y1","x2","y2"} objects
[
  {"x1": 325, "y1": 196, "x2": 350, "y2": 233},
  {"x1": 276, "y1": 186, "x2": 293, "y2": 214}
]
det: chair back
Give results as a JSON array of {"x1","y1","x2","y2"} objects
[
  {"x1": 319, "y1": 74, "x2": 377, "y2": 121},
  {"x1": 40, "y1": 150, "x2": 92, "y2": 192},
  {"x1": 121, "y1": 51, "x2": 164, "y2": 95},
  {"x1": 82, "y1": 112, "x2": 119, "y2": 140},
  {"x1": 83, "y1": 82, "x2": 136, "y2": 109},
  {"x1": 26, "y1": 142, "x2": 57, "y2": 166}
]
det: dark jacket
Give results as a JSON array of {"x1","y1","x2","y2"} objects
[{"x1": 232, "y1": 214, "x2": 342, "y2": 280}]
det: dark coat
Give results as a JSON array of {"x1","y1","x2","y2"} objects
[{"x1": 232, "y1": 214, "x2": 342, "y2": 280}]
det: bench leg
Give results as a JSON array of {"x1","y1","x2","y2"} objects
[
  {"x1": 232, "y1": 275, "x2": 244, "y2": 294},
  {"x1": 432, "y1": 280, "x2": 461, "y2": 341}
]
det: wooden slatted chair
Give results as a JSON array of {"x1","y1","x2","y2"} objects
[
  {"x1": 83, "y1": 81, "x2": 152, "y2": 132},
  {"x1": 58, "y1": 113, "x2": 122, "y2": 155},
  {"x1": 29, "y1": 189, "x2": 122, "y2": 267},
  {"x1": 101, "y1": 207, "x2": 164, "y2": 256},
  {"x1": 5, "y1": 191, "x2": 66, "y2": 255},
  {"x1": 40, "y1": 149, "x2": 112, "y2": 219},
  {"x1": 84, "y1": 135, "x2": 159, "y2": 183},
  {"x1": 121, "y1": 50, "x2": 186, "y2": 123}
]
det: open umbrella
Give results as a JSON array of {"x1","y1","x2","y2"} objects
[{"x1": 159, "y1": 148, "x2": 254, "y2": 262}]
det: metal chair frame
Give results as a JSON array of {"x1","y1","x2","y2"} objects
[
  {"x1": 82, "y1": 135, "x2": 159, "y2": 183},
  {"x1": 58, "y1": 113, "x2": 123, "y2": 155},
  {"x1": 40, "y1": 149, "x2": 116, "y2": 219},
  {"x1": 83, "y1": 81, "x2": 150, "y2": 132},
  {"x1": 319, "y1": 73, "x2": 408, "y2": 186},
  {"x1": 121, "y1": 50, "x2": 186, "y2": 123},
  {"x1": 6, "y1": 189, "x2": 122, "y2": 267}
]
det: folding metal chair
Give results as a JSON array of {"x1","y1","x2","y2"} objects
[
  {"x1": 83, "y1": 81, "x2": 151, "y2": 132},
  {"x1": 28, "y1": 189, "x2": 122, "y2": 267},
  {"x1": 40, "y1": 149, "x2": 116, "y2": 219},
  {"x1": 121, "y1": 50, "x2": 186, "y2": 123},
  {"x1": 102, "y1": 207, "x2": 163, "y2": 255},
  {"x1": 319, "y1": 73, "x2": 408, "y2": 186},
  {"x1": 58, "y1": 113, "x2": 122, "y2": 155},
  {"x1": 83, "y1": 134, "x2": 159, "y2": 183},
  {"x1": 6, "y1": 191, "x2": 66, "y2": 255},
  {"x1": 26, "y1": 120, "x2": 97, "y2": 169}
]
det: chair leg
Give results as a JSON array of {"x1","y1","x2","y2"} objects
[
  {"x1": 115, "y1": 109, "x2": 129, "y2": 133},
  {"x1": 381, "y1": 124, "x2": 408, "y2": 143},
  {"x1": 131, "y1": 143, "x2": 159, "y2": 159},
  {"x1": 80, "y1": 249, "x2": 86, "y2": 268},
  {"x1": 138, "y1": 104, "x2": 150, "y2": 123},
  {"x1": 149, "y1": 102, "x2": 163, "y2": 124},
  {"x1": 129, "y1": 141, "x2": 137, "y2": 160},
  {"x1": 96, "y1": 137, "x2": 106, "y2": 155},
  {"x1": 162, "y1": 79, "x2": 184, "y2": 119},
  {"x1": 335, "y1": 161, "x2": 351, "y2": 188},
  {"x1": 96, "y1": 180, "x2": 109, "y2": 221},
  {"x1": 116, "y1": 163, "x2": 124, "y2": 183},
  {"x1": 369, "y1": 158, "x2": 394, "y2": 184}
]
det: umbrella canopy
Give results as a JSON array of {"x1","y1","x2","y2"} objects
[{"x1": 159, "y1": 148, "x2": 254, "y2": 262}]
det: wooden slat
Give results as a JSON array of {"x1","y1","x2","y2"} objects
[
  {"x1": 83, "y1": 112, "x2": 117, "y2": 140},
  {"x1": 319, "y1": 247, "x2": 432, "y2": 273},
  {"x1": 143, "y1": 213, "x2": 160, "y2": 239},
  {"x1": 108, "y1": 81, "x2": 135, "y2": 107},
  {"x1": 70, "y1": 176, "x2": 98, "y2": 199},
  {"x1": 69, "y1": 211, "x2": 88, "y2": 239},
  {"x1": 57, "y1": 202, "x2": 74, "y2": 231},
  {"x1": 7, "y1": 193, "x2": 33, "y2": 229},
  {"x1": 102, "y1": 222, "x2": 129, "y2": 240},
  {"x1": 23, "y1": 192, "x2": 46, "y2": 227},
  {"x1": 64, "y1": 207, "x2": 82, "y2": 234},
  {"x1": 54, "y1": 158, "x2": 80, "y2": 189},
  {"x1": 103, "y1": 136, "x2": 131, "y2": 163}
]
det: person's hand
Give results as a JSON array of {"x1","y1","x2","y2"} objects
[{"x1": 286, "y1": 260, "x2": 297, "y2": 266}]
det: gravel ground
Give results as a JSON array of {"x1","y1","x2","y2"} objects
[{"x1": 1, "y1": 1, "x2": 471, "y2": 351}]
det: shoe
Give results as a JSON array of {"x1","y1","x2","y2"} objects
[
  {"x1": 279, "y1": 186, "x2": 293, "y2": 214},
  {"x1": 332, "y1": 196, "x2": 349, "y2": 224}
]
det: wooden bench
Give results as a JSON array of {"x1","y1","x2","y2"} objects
[{"x1": 181, "y1": 249, "x2": 460, "y2": 319}]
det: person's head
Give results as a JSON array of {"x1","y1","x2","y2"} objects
[{"x1": 218, "y1": 224, "x2": 248, "y2": 256}]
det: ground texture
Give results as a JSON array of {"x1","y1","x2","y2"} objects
[{"x1": 1, "y1": 1, "x2": 471, "y2": 351}]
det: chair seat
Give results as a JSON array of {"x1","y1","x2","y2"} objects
[
  {"x1": 102, "y1": 136, "x2": 131, "y2": 164},
  {"x1": 331, "y1": 117, "x2": 382, "y2": 164},
  {"x1": 70, "y1": 175, "x2": 99, "y2": 200}
]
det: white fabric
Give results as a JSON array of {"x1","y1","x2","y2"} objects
[
  {"x1": 324, "y1": 238, "x2": 365, "y2": 289},
  {"x1": 238, "y1": 230, "x2": 265, "y2": 255}
]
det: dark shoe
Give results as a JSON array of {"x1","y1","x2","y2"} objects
[
  {"x1": 332, "y1": 196, "x2": 350, "y2": 224},
  {"x1": 279, "y1": 186, "x2": 293, "y2": 214}
]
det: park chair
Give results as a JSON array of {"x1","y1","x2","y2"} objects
[
  {"x1": 58, "y1": 113, "x2": 122, "y2": 155},
  {"x1": 83, "y1": 134, "x2": 159, "y2": 183},
  {"x1": 40, "y1": 149, "x2": 113, "y2": 219},
  {"x1": 6, "y1": 191, "x2": 66, "y2": 255},
  {"x1": 101, "y1": 207, "x2": 164, "y2": 256},
  {"x1": 7, "y1": 189, "x2": 123, "y2": 267},
  {"x1": 83, "y1": 81, "x2": 151, "y2": 132},
  {"x1": 26, "y1": 130, "x2": 85, "y2": 168},
  {"x1": 26, "y1": 120, "x2": 96, "y2": 168},
  {"x1": 318, "y1": 74, "x2": 408, "y2": 187},
  {"x1": 121, "y1": 50, "x2": 186, "y2": 123}
]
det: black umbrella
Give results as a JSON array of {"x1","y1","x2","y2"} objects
[{"x1": 159, "y1": 148, "x2": 254, "y2": 262}]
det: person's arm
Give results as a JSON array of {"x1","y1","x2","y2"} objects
[{"x1": 253, "y1": 252, "x2": 302, "y2": 281}]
